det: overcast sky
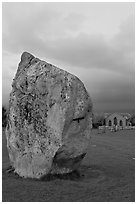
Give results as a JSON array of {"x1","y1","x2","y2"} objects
[{"x1": 2, "y1": 2, "x2": 135, "y2": 113}]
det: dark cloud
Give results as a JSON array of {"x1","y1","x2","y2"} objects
[
  {"x1": 2, "y1": 3, "x2": 135, "y2": 113},
  {"x1": 92, "y1": 76, "x2": 135, "y2": 113},
  {"x1": 44, "y1": 34, "x2": 132, "y2": 73},
  {"x1": 3, "y1": 4, "x2": 134, "y2": 74}
]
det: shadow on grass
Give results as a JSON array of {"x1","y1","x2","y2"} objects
[
  {"x1": 3, "y1": 166, "x2": 86, "y2": 182},
  {"x1": 3, "y1": 164, "x2": 104, "y2": 182},
  {"x1": 40, "y1": 170, "x2": 82, "y2": 181}
]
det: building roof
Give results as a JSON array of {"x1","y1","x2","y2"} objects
[{"x1": 104, "y1": 112, "x2": 131, "y2": 119}]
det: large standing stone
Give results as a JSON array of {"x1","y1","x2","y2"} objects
[{"x1": 6, "y1": 52, "x2": 93, "y2": 179}]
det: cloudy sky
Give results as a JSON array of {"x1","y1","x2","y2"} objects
[{"x1": 2, "y1": 2, "x2": 135, "y2": 113}]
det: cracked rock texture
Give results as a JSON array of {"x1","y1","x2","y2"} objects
[{"x1": 5, "y1": 52, "x2": 93, "y2": 179}]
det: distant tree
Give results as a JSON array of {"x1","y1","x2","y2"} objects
[
  {"x1": 130, "y1": 114, "x2": 135, "y2": 126},
  {"x1": 92, "y1": 114, "x2": 105, "y2": 128},
  {"x1": 2, "y1": 106, "x2": 7, "y2": 128}
]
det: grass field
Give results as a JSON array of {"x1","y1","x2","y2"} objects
[{"x1": 2, "y1": 129, "x2": 135, "y2": 202}]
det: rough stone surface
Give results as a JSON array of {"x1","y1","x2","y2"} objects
[{"x1": 6, "y1": 52, "x2": 93, "y2": 179}]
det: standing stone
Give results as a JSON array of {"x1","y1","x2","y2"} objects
[{"x1": 6, "y1": 52, "x2": 93, "y2": 179}]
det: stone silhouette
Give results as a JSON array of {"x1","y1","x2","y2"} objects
[{"x1": 6, "y1": 52, "x2": 92, "y2": 179}]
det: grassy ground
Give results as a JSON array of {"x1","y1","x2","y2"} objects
[{"x1": 2, "y1": 129, "x2": 135, "y2": 202}]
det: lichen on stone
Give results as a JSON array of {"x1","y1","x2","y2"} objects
[{"x1": 6, "y1": 52, "x2": 93, "y2": 179}]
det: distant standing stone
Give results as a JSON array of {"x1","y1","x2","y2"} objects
[{"x1": 6, "y1": 52, "x2": 93, "y2": 179}]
